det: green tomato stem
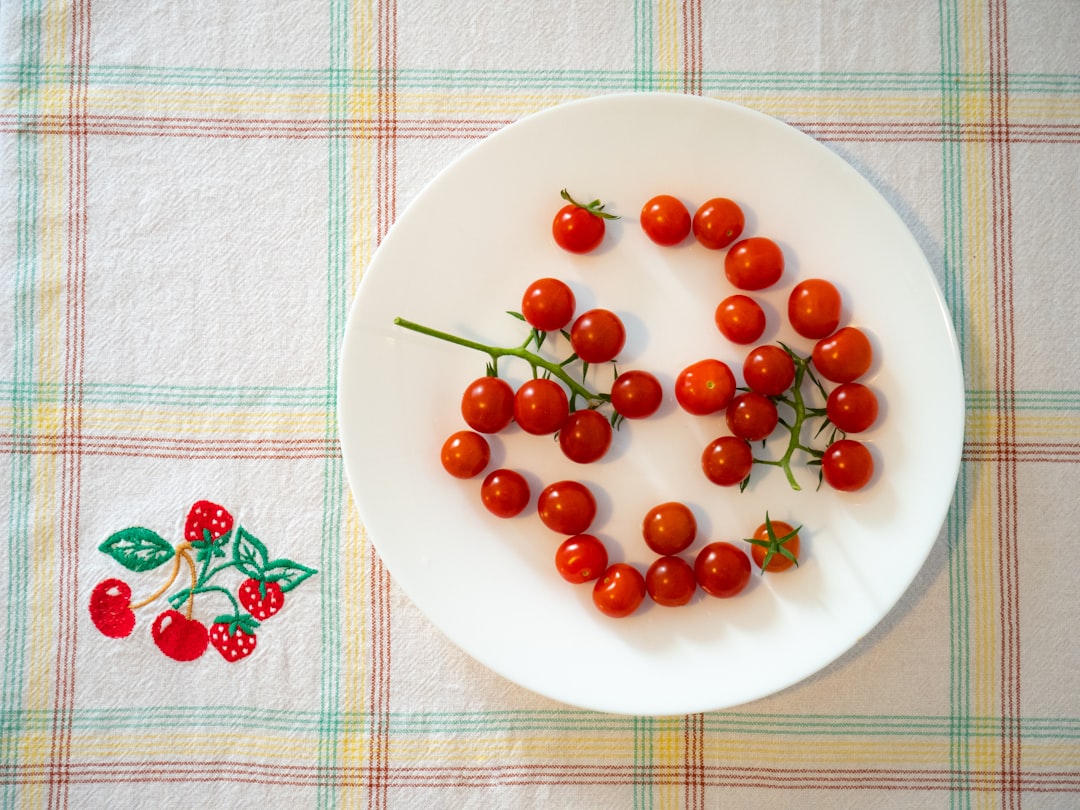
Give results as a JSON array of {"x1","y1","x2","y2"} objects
[{"x1": 393, "y1": 316, "x2": 608, "y2": 407}]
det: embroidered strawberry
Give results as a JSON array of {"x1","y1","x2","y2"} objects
[
  {"x1": 238, "y1": 578, "x2": 284, "y2": 620},
  {"x1": 152, "y1": 609, "x2": 209, "y2": 661},
  {"x1": 184, "y1": 500, "x2": 234, "y2": 545},
  {"x1": 89, "y1": 578, "x2": 136, "y2": 638},
  {"x1": 210, "y1": 615, "x2": 259, "y2": 662}
]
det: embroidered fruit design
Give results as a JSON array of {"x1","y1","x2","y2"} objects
[
  {"x1": 89, "y1": 501, "x2": 317, "y2": 663},
  {"x1": 89, "y1": 578, "x2": 136, "y2": 638},
  {"x1": 238, "y1": 578, "x2": 284, "y2": 620},
  {"x1": 390, "y1": 189, "x2": 882, "y2": 619},
  {"x1": 152, "y1": 610, "x2": 209, "y2": 662}
]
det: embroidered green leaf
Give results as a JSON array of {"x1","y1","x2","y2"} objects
[
  {"x1": 262, "y1": 559, "x2": 318, "y2": 592},
  {"x1": 99, "y1": 527, "x2": 174, "y2": 572},
  {"x1": 232, "y1": 527, "x2": 269, "y2": 578}
]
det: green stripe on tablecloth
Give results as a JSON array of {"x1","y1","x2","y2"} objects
[
  {"x1": 5, "y1": 706, "x2": 1080, "y2": 737},
  {"x1": 2, "y1": 64, "x2": 1079, "y2": 93},
  {"x1": 938, "y1": 0, "x2": 972, "y2": 805},
  {"x1": 0, "y1": 381, "x2": 331, "y2": 407},
  {"x1": 318, "y1": 0, "x2": 349, "y2": 806},
  {"x1": 2, "y1": 0, "x2": 42, "y2": 805}
]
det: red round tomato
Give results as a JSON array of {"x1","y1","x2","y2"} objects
[
  {"x1": 812, "y1": 326, "x2": 873, "y2": 383},
  {"x1": 640, "y1": 194, "x2": 691, "y2": 246},
  {"x1": 460, "y1": 376, "x2": 515, "y2": 434},
  {"x1": 714, "y1": 294, "x2": 766, "y2": 344},
  {"x1": 592, "y1": 563, "x2": 647, "y2": 618},
  {"x1": 480, "y1": 469, "x2": 530, "y2": 518},
  {"x1": 610, "y1": 370, "x2": 662, "y2": 419},
  {"x1": 694, "y1": 542, "x2": 751, "y2": 598},
  {"x1": 642, "y1": 501, "x2": 697, "y2": 555},
  {"x1": 826, "y1": 382, "x2": 879, "y2": 433},
  {"x1": 537, "y1": 480, "x2": 597, "y2": 535},
  {"x1": 726, "y1": 392, "x2": 779, "y2": 442},
  {"x1": 724, "y1": 237, "x2": 784, "y2": 290},
  {"x1": 701, "y1": 436, "x2": 754, "y2": 487},
  {"x1": 747, "y1": 517, "x2": 800, "y2": 572},
  {"x1": 788, "y1": 278, "x2": 842, "y2": 339},
  {"x1": 742, "y1": 345, "x2": 796, "y2": 397},
  {"x1": 554, "y1": 534, "x2": 608, "y2": 584},
  {"x1": 675, "y1": 359, "x2": 736, "y2": 415},
  {"x1": 821, "y1": 439, "x2": 874, "y2": 492},
  {"x1": 569, "y1": 308, "x2": 626, "y2": 364},
  {"x1": 692, "y1": 197, "x2": 744, "y2": 250},
  {"x1": 645, "y1": 556, "x2": 696, "y2": 607},
  {"x1": 558, "y1": 408, "x2": 612, "y2": 464},
  {"x1": 521, "y1": 277, "x2": 576, "y2": 332},
  {"x1": 513, "y1": 378, "x2": 569, "y2": 435},
  {"x1": 551, "y1": 190, "x2": 611, "y2": 254},
  {"x1": 440, "y1": 430, "x2": 490, "y2": 479}
]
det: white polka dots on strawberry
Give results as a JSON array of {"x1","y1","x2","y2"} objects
[{"x1": 184, "y1": 500, "x2": 234, "y2": 544}]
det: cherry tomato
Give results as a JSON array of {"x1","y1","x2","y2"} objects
[
  {"x1": 440, "y1": 430, "x2": 490, "y2": 479},
  {"x1": 742, "y1": 345, "x2": 796, "y2": 397},
  {"x1": 480, "y1": 469, "x2": 530, "y2": 518},
  {"x1": 714, "y1": 294, "x2": 766, "y2": 345},
  {"x1": 640, "y1": 194, "x2": 691, "y2": 246},
  {"x1": 694, "y1": 542, "x2": 751, "y2": 598},
  {"x1": 537, "y1": 480, "x2": 597, "y2": 535},
  {"x1": 724, "y1": 237, "x2": 784, "y2": 290},
  {"x1": 554, "y1": 534, "x2": 608, "y2": 584},
  {"x1": 461, "y1": 376, "x2": 514, "y2": 434},
  {"x1": 642, "y1": 501, "x2": 697, "y2": 555},
  {"x1": 513, "y1": 378, "x2": 569, "y2": 435},
  {"x1": 645, "y1": 556, "x2": 697, "y2": 607},
  {"x1": 558, "y1": 409, "x2": 612, "y2": 464},
  {"x1": 726, "y1": 392, "x2": 779, "y2": 442},
  {"x1": 788, "y1": 278, "x2": 842, "y2": 339},
  {"x1": 826, "y1": 382, "x2": 879, "y2": 433},
  {"x1": 551, "y1": 189, "x2": 612, "y2": 254},
  {"x1": 701, "y1": 436, "x2": 754, "y2": 487},
  {"x1": 821, "y1": 439, "x2": 875, "y2": 492},
  {"x1": 569, "y1": 308, "x2": 626, "y2": 364},
  {"x1": 747, "y1": 516, "x2": 800, "y2": 572},
  {"x1": 610, "y1": 370, "x2": 663, "y2": 419},
  {"x1": 692, "y1": 197, "x2": 744, "y2": 250},
  {"x1": 521, "y1": 277, "x2": 576, "y2": 332},
  {"x1": 592, "y1": 563, "x2": 647, "y2": 618},
  {"x1": 812, "y1": 326, "x2": 873, "y2": 383},
  {"x1": 675, "y1": 359, "x2": 736, "y2": 415}
]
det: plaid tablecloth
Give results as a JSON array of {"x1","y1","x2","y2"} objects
[{"x1": 2, "y1": 1, "x2": 1079, "y2": 807}]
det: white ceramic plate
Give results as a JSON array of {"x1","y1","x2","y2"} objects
[{"x1": 338, "y1": 93, "x2": 964, "y2": 716}]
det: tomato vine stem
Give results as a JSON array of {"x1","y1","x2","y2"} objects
[
  {"x1": 393, "y1": 316, "x2": 609, "y2": 408},
  {"x1": 751, "y1": 345, "x2": 832, "y2": 491}
]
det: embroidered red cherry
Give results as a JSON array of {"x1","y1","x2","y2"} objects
[
  {"x1": 210, "y1": 621, "x2": 258, "y2": 662},
  {"x1": 89, "y1": 578, "x2": 137, "y2": 638},
  {"x1": 184, "y1": 500, "x2": 234, "y2": 544},
  {"x1": 238, "y1": 578, "x2": 284, "y2": 620},
  {"x1": 152, "y1": 609, "x2": 209, "y2": 661}
]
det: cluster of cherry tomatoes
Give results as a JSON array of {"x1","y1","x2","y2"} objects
[
  {"x1": 412, "y1": 187, "x2": 883, "y2": 619},
  {"x1": 554, "y1": 188, "x2": 879, "y2": 493}
]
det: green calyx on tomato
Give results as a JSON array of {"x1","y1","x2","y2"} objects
[
  {"x1": 559, "y1": 188, "x2": 620, "y2": 221},
  {"x1": 744, "y1": 512, "x2": 801, "y2": 573}
]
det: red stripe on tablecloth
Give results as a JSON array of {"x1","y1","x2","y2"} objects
[
  {"x1": 366, "y1": 5, "x2": 396, "y2": 807},
  {"x1": 684, "y1": 712, "x2": 705, "y2": 808},
  {"x1": 682, "y1": 0, "x2": 703, "y2": 96},
  {"x1": 0, "y1": 433, "x2": 340, "y2": 459},
  {"x1": 962, "y1": 442, "x2": 1080, "y2": 463},
  {"x1": 5, "y1": 115, "x2": 1080, "y2": 143},
  {"x1": 4, "y1": 761, "x2": 1080, "y2": 791},
  {"x1": 49, "y1": 2, "x2": 91, "y2": 807},
  {"x1": 988, "y1": 1, "x2": 1021, "y2": 804}
]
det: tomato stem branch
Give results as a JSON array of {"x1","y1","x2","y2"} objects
[{"x1": 394, "y1": 316, "x2": 608, "y2": 406}]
